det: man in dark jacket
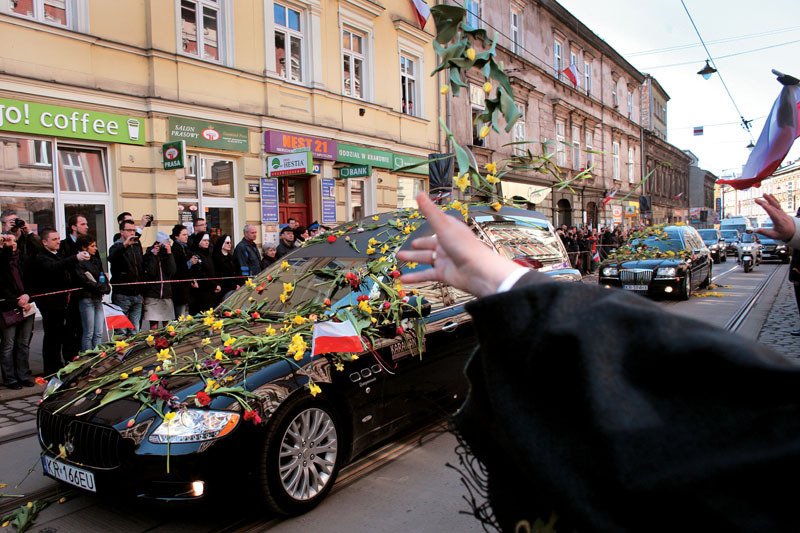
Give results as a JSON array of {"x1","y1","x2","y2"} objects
[
  {"x1": 59, "y1": 213, "x2": 90, "y2": 360},
  {"x1": 27, "y1": 228, "x2": 89, "y2": 375},
  {"x1": 170, "y1": 224, "x2": 196, "y2": 318},
  {"x1": 275, "y1": 226, "x2": 295, "y2": 259},
  {"x1": 233, "y1": 224, "x2": 261, "y2": 277},
  {"x1": 0, "y1": 233, "x2": 35, "y2": 388},
  {"x1": 108, "y1": 220, "x2": 144, "y2": 334}
]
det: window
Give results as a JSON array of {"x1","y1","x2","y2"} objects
[
  {"x1": 57, "y1": 147, "x2": 107, "y2": 193},
  {"x1": 470, "y1": 83, "x2": 486, "y2": 146},
  {"x1": 510, "y1": 10, "x2": 521, "y2": 54},
  {"x1": 612, "y1": 87, "x2": 618, "y2": 108},
  {"x1": 274, "y1": 3, "x2": 303, "y2": 82},
  {"x1": 513, "y1": 111, "x2": 526, "y2": 156},
  {"x1": 180, "y1": 0, "x2": 223, "y2": 62},
  {"x1": 553, "y1": 39, "x2": 562, "y2": 79},
  {"x1": 585, "y1": 130, "x2": 593, "y2": 168},
  {"x1": 627, "y1": 91, "x2": 633, "y2": 118},
  {"x1": 400, "y1": 55, "x2": 418, "y2": 117},
  {"x1": 571, "y1": 125, "x2": 580, "y2": 169},
  {"x1": 348, "y1": 179, "x2": 364, "y2": 220},
  {"x1": 466, "y1": 0, "x2": 480, "y2": 28},
  {"x1": 10, "y1": 0, "x2": 69, "y2": 27},
  {"x1": 177, "y1": 154, "x2": 236, "y2": 239},
  {"x1": 342, "y1": 27, "x2": 366, "y2": 99},
  {"x1": 628, "y1": 147, "x2": 635, "y2": 183},
  {"x1": 584, "y1": 62, "x2": 592, "y2": 95},
  {"x1": 556, "y1": 121, "x2": 566, "y2": 167},
  {"x1": 612, "y1": 141, "x2": 620, "y2": 180},
  {"x1": 397, "y1": 177, "x2": 426, "y2": 209}
]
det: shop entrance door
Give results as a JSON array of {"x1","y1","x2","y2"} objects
[
  {"x1": 63, "y1": 202, "x2": 111, "y2": 264},
  {"x1": 278, "y1": 177, "x2": 310, "y2": 226}
]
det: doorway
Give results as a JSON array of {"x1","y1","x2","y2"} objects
[
  {"x1": 63, "y1": 202, "x2": 110, "y2": 263},
  {"x1": 278, "y1": 176, "x2": 310, "y2": 226}
]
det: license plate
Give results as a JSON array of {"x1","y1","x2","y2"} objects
[
  {"x1": 622, "y1": 284, "x2": 649, "y2": 291},
  {"x1": 42, "y1": 456, "x2": 96, "y2": 492}
]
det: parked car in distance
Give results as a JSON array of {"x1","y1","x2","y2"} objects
[
  {"x1": 720, "y1": 229, "x2": 741, "y2": 256},
  {"x1": 735, "y1": 231, "x2": 763, "y2": 264},
  {"x1": 37, "y1": 203, "x2": 580, "y2": 516},
  {"x1": 599, "y1": 225, "x2": 712, "y2": 301},
  {"x1": 697, "y1": 228, "x2": 727, "y2": 264},
  {"x1": 720, "y1": 216, "x2": 753, "y2": 237},
  {"x1": 758, "y1": 235, "x2": 790, "y2": 263}
]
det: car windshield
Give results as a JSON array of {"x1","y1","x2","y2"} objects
[
  {"x1": 740, "y1": 233, "x2": 758, "y2": 243},
  {"x1": 759, "y1": 237, "x2": 779, "y2": 244},
  {"x1": 697, "y1": 229, "x2": 718, "y2": 241},
  {"x1": 474, "y1": 215, "x2": 565, "y2": 261},
  {"x1": 629, "y1": 230, "x2": 684, "y2": 253},
  {"x1": 721, "y1": 230, "x2": 739, "y2": 240}
]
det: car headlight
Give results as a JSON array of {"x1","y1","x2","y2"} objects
[
  {"x1": 777, "y1": 244, "x2": 787, "y2": 250},
  {"x1": 148, "y1": 410, "x2": 240, "y2": 444},
  {"x1": 42, "y1": 376, "x2": 63, "y2": 400},
  {"x1": 656, "y1": 267, "x2": 677, "y2": 277},
  {"x1": 709, "y1": 244, "x2": 718, "y2": 250},
  {"x1": 741, "y1": 245, "x2": 753, "y2": 251},
  {"x1": 601, "y1": 266, "x2": 618, "y2": 277}
]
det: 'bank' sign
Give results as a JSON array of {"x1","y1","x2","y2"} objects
[{"x1": 267, "y1": 152, "x2": 312, "y2": 177}]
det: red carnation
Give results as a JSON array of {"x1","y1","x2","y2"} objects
[
  {"x1": 243, "y1": 409, "x2": 262, "y2": 425},
  {"x1": 327, "y1": 235, "x2": 337, "y2": 243},
  {"x1": 154, "y1": 337, "x2": 170, "y2": 350},
  {"x1": 266, "y1": 275, "x2": 273, "y2": 282},
  {"x1": 256, "y1": 283, "x2": 266, "y2": 294},
  {"x1": 323, "y1": 298, "x2": 331, "y2": 306},
  {"x1": 251, "y1": 311, "x2": 261, "y2": 319},
  {"x1": 224, "y1": 311, "x2": 232, "y2": 317},
  {"x1": 383, "y1": 301, "x2": 391, "y2": 309},
  {"x1": 390, "y1": 270, "x2": 401, "y2": 278},
  {"x1": 35, "y1": 376, "x2": 47, "y2": 386},
  {"x1": 357, "y1": 295, "x2": 369, "y2": 302},
  {"x1": 195, "y1": 391, "x2": 212, "y2": 406},
  {"x1": 234, "y1": 309, "x2": 242, "y2": 315},
  {"x1": 149, "y1": 374, "x2": 159, "y2": 382}
]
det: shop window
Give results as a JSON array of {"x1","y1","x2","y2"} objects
[
  {"x1": 0, "y1": 138, "x2": 54, "y2": 193},
  {"x1": 342, "y1": 27, "x2": 366, "y2": 99},
  {"x1": 179, "y1": 0, "x2": 225, "y2": 63},
  {"x1": 274, "y1": 3, "x2": 303, "y2": 82},
  {"x1": 0, "y1": 196, "x2": 55, "y2": 234},
  {"x1": 348, "y1": 179, "x2": 364, "y2": 220},
  {"x1": 57, "y1": 147, "x2": 107, "y2": 193},
  {"x1": 177, "y1": 153, "x2": 235, "y2": 238},
  {"x1": 397, "y1": 176, "x2": 425, "y2": 209},
  {"x1": 400, "y1": 54, "x2": 418, "y2": 117}
]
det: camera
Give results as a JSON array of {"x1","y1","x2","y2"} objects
[
  {"x1": 144, "y1": 214, "x2": 154, "y2": 228},
  {"x1": 11, "y1": 218, "x2": 25, "y2": 229}
]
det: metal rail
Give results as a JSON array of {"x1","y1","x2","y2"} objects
[{"x1": 724, "y1": 265, "x2": 782, "y2": 332}]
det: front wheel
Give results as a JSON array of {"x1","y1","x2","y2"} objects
[
  {"x1": 743, "y1": 260, "x2": 752, "y2": 273},
  {"x1": 257, "y1": 395, "x2": 344, "y2": 516},
  {"x1": 678, "y1": 271, "x2": 691, "y2": 301}
]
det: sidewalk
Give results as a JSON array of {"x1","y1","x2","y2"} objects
[{"x1": 757, "y1": 273, "x2": 800, "y2": 360}]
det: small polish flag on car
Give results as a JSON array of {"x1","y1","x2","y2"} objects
[
  {"x1": 103, "y1": 303, "x2": 135, "y2": 331},
  {"x1": 312, "y1": 320, "x2": 364, "y2": 356}
]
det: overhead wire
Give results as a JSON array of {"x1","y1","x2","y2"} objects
[
  {"x1": 641, "y1": 38, "x2": 800, "y2": 70},
  {"x1": 625, "y1": 25, "x2": 800, "y2": 57}
]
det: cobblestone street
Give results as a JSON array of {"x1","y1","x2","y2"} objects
[{"x1": 758, "y1": 276, "x2": 800, "y2": 360}]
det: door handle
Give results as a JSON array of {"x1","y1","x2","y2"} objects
[{"x1": 442, "y1": 321, "x2": 458, "y2": 332}]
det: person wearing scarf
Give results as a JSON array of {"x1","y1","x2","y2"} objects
[
  {"x1": 188, "y1": 232, "x2": 220, "y2": 315},
  {"x1": 212, "y1": 234, "x2": 237, "y2": 303}
]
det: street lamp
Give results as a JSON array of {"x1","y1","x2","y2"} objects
[{"x1": 697, "y1": 60, "x2": 717, "y2": 80}]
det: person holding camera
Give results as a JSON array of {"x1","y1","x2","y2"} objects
[
  {"x1": 27, "y1": 228, "x2": 90, "y2": 375},
  {"x1": 74, "y1": 235, "x2": 110, "y2": 351},
  {"x1": 0, "y1": 233, "x2": 35, "y2": 389},
  {"x1": 112, "y1": 211, "x2": 153, "y2": 242},
  {"x1": 142, "y1": 239, "x2": 176, "y2": 329},
  {"x1": 108, "y1": 219, "x2": 144, "y2": 335},
  {"x1": 1, "y1": 210, "x2": 42, "y2": 263}
]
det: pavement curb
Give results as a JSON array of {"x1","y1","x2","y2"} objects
[{"x1": 0, "y1": 419, "x2": 36, "y2": 444}]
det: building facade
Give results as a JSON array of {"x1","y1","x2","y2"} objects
[
  {"x1": 684, "y1": 150, "x2": 717, "y2": 228},
  {"x1": 0, "y1": 0, "x2": 440, "y2": 250}
]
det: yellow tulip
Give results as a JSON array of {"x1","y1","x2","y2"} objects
[
  {"x1": 479, "y1": 125, "x2": 491, "y2": 139},
  {"x1": 483, "y1": 81, "x2": 492, "y2": 93},
  {"x1": 440, "y1": 84, "x2": 450, "y2": 95},
  {"x1": 465, "y1": 47, "x2": 476, "y2": 61}
]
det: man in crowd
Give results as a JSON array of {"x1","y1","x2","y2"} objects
[
  {"x1": 59, "y1": 213, "x2": 90, "y2": 358},
  {"x1": 170, "y1": 223, "x2": 196, "y2": 318},
  {"x1": 108, "y1": 219, "x2": 144, "y2": 334},
  {"x1": 27, "y1": 228, "x2": 90, "y2": 375},
  {"x1": 233, "y1": 224, "x2": 261, "y2": 278},
  {"x1": 275, "y1": 226, "x2": 296, "y2": 258},
  {"x1": 59, "y1": 213, "x2": 89, "y2": 257},
  {"x1": 112, "y1": 211, "x2": 152, "y2": 242},
  {"x1": 1, "y1": 209, "x2": 41, "y2": 262},
  {"x1": 189, "y1": 218, "x2": 207, "y2": 247},
  {"x1": 287, "y1": 217, "x2": 299, "y2": 231}
]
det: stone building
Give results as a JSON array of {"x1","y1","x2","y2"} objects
[{"x1": 684, "y1": 150, "x2": 717, "y2": 228}]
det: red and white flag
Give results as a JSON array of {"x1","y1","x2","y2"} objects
[
  {"x1": 562, "y1": 63, "x2": 579, "y2": 88},
  {"x1": 602, "y1": 188, "x2": 617, "y2": 208},
  {"x1": 312, "y1": 320, "x2": 364, "y2": 356},
  {"x1": 717, "y1": 71, "x2": 800, "y2": 190},
  {"x1": 409, "y1": 0, "x2": 431, "y2": 29},
  {"x1": 103, "y1": 302, "x2": 135, "y2": 330}
]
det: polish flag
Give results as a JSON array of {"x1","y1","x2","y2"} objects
[
  {"x1": 562, "y1": 64, "x2": 579, "y2": 88},
  {"x1": 409, "y1": 0, "x2": 431, "y2": 29},
  {"x1": 602, "y1": 188, "x2": 617, "y2": 208},
  {"x1": 717, "y1": 70, "x2": 800, "y2": 190},
  {"x1": 311, "y1": 320, "x2": 364, "y2": 356},
  {"x1": 103, "y1": 303, "x2": 135, "y2": 331}
]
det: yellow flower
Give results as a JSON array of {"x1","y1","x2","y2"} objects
[
  {"x1": 440, "y1": 84, "x2": 450, "y2": 95},
  {"x1": 465, "y1": 47, "x2": 476, "y2": 61},
  {"x1": 381, "y1": 244, "x2": 390, "y2": 254},
  {"x1": 490, "y1": 202, "x2": 502, "y2": 212},
  {"x1": 279, "y1": 293, "x2": 288, "y2": 303},
  {"x1": 486, "y1": 174, "x2": 500, "y2": 184},
  {"x1": 146, "y1": 335, "x2": 155, "y2": 346},
  {"x1": 451, "y1": 200, "x2": 463, "y2": 211},
  {"x1": 164, "y1": 412, "x2": 177, "y2": 424},
  {"x1": 455, "y1": 173, "x2": 470, "y2": 192},
  {"x1": 409, "y1": 211, "x2": 420, "y2": 219},
  {"x1": 157, "y1": 348, "x2": 171, "y2": 361},
  {"x1": 351, "y1": 354, "x2": 359, "y2": 361},
  {"x1": 212, "y1": 320, "x2": 224, "y2": 331},
  {"x1": 201, "y1": 338, "x2": 211, "y2": 346},
  {"x1": 166, "y1": 325, "x2": 175, "y2": 335},
  {"x1": 366, "y1": 246, "x2": 376, "y2": 255},
  {"x1": 368, "y1": 237, "x2": 379, "y2": 246},
  {"x1": 370, "y1": 317, "x2": 377, "y2": 323},
  {"x1": 223, "y1": 337, "x2": 236, "y2": 347},
  {"x1": 215, "y1": 350, "x2": 224, "y2": 361},
  {"x1": 280, "y1": 260, "x2": 290, "y2": 270},
  {"x1": 203, "y1": 316, "x2": 215, "y2": 326},
  {"x1": 203, "y1": 308, "x2": 214, "y2": 317},
  {"x1": 358, "y1": 300, "x2": 373, "y2": 315},
  {"x1": 309, "y1": 382, "x2": 322, "y2": 397},
  {"x1": 485, "y1": 162, "x2": 497, "y2": 174},
  {"x1": 372, "y1": 215, "x2": 380, "y2": 221},
  {"x1": 131, "y1": 366, "x2": 143, "y2": 373},
  {"x1": 402, "y1": 225, "x2": 412, "y2": 235},
  {"x1": 479, "y1": 125, "x2": 491, "y2": 139},
  {"x1": 283, "y1": 282, "x2": 294, "y2": 293},
  {"x1": 292, "y1": 315, "x2": 307, "y2": 326},
  {"x1": 119, "y1": 373, "x2": 129, "y2": 380},
  {"x1": 483, "y1": 81, "x2": 492, "y2": 93},
  {"x1": 335, "y1": 362, "x2": 344, "y2": 372},
  {"x1": 377, "y1": 256, "x2": 387, "y2": 263},
  {"x1": 407, "y1": 262, "x2": 418, "y2": 269},
  {"x1": 245, "y1": 278, "x2": 255, "y2": 288},
  {"x1": 266, "y1": 325, "x2": 276, "y2": 336},
  {"x1": 115, "y1": 340, "x2": 129, "y2": 351}
]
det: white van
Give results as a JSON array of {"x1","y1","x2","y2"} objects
[{"x1": 720, "y1": 216, "x2": 752, "y2": 236}]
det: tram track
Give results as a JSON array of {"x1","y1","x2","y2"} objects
[{"x1": 724, "y1": 264, "x2": 783, "y2": 332}]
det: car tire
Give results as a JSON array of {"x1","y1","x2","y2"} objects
[
  {"x1": 700, "y1": 262, "x2": 711, "y2": 289},
  {"x1": 678, "y1": 271, "x2": 691, "y2": 301},
  {"x1": 721, "y1": 254, "x2": 727, "y2": 263},
  {"x1": 257, "y1": 394, "x2": 344, "y2": 516},
  {"x1": 783, "y1": 257, "x2": 790, "y2": 264}
]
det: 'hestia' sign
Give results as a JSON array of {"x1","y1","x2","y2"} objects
[{"x1": 267, "y1": 152, "x2": 313, "y2": 177}]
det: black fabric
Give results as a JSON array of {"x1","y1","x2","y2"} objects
[
  {"x1": 789, "y1": 247, "x2": 800, "y2": 283},
  {"x1": 142, "y1": 246, "x2": 177, "y2": 299},
  {"x1": 171, "y1": 241, "x2": 193, "y2": 306},
  {"x1": 212, "y1": 236, "x2": 237, "y2": 299},
  {"x1": 456, "y1": 278, "x2": 800, "y2": 532},
  {"x1": 0, "y1": 248, "x2": 25, "y2": 312},
  {"x1": 26, "y1": 250, "x2": 78, "y2": 310},
  {"x1": 188, "y1": 243, "x2": 216, "y2": 315},
  {"x1": 74, "y1": 254, "x2": 110, "y2": 301},
  {"x1": 108, "y1": 239, "x2": 144, "y2": 296}
]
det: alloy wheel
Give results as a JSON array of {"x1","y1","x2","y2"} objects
[{"x1": 278, "y1": 407, "x2": 338, "y2": 501}]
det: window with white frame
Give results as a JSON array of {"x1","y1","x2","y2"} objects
[
  {"x1": 180, "y1": 0, "x2": 223, "y2": 62},
  {"x1": 397, "y1": 176, "x2": 426, "y2": 209},
  {"x1": 510, "y1": 10, "x2": 521, "y2": 54},
  {"x1": 612, "y1": 141, "x2": 620, "y2": 180},
  {"x1": 466, "y1": 0, "x2": 480, "y2": 28},
  {"x1": 513, "y1": 110, "x2": 526, "y2": 156},
  {"x1": 274, "y1": 3, "x2": 303, "y2": 82},
  {"x1": 342, "y1": 27, "x2": 366, "y2": 99},
  {"x1": 553, "y1": 39, "x2": 562, "y2": 79},
  {"x1": 470, "y1": 83, "x2": 486, "y2": 146},
  {"x1": 584, "y1": 62, "x2": 592, "y2": 95},
  {"x1": 627, "y1": 91, "x2": 633, "y2": 118},
  {"x1": 585, "y1": 130, "x2": 593, "y2": 168},
  {"x1": 612, "y1": 85, "x2": 618, "y2": 108},
  {"x1": 556, "y1": 121, "x2": 566, "y2": 167},
  {"x1": 628, "y1": 146, "x2": 635, "y2": 183},
  {"x1": 571, "y1": 125, "x2": 581, "y2": 169},
  {"x1": 9, "y1": 0, "x2": 70, "y2": 28},
  {"x1": 400, "y1": 54, "x2": 418, "y2": 117},
  {"x1": 177, "y1": 153, "x2": 236, "y2": 237}
]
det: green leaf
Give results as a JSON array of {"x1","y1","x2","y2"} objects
[
  {"x1": 431, "y1": 5, "x2": 465, "y2": 44},
  {"x1": 489, "y1": 60, "x2": 514, "y2": 95},
  {"x1": 460, "y1": 22, "x2": 490, "y2": 45},
  {"x1": 449, "y1": 67, "x2": 468, "y2": 89},
  {"x1": 454, "y1": 142, "x2": 470, "y2": 176},
  {"x1": 57, "y1": 358, "x2": 91, "y2": 378},
  {"x1": 498, "y1": 87, "x2": 522, "y2": 132}
]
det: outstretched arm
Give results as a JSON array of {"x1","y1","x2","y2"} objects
[{"x1": 754, "y1": 193, "x2": 799, "y2": 246}]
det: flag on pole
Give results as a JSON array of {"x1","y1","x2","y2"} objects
[
  {"x1": 602, "y1": 188, "x2": 617, "y2": 208},
  {"x1": 562, "y1": 63, "x2": 579, "y2": 88},
  {"x1": 311, "y1": 320, "x2": 364, "y2": 356},
  {"x1": 672, "y1": 191, "x2": 685, "y2": 200},
  {"x1": 592, "y1": 250, "x2": 600, "y2": 263},
  {"x1": 717, "y1": 70, "x2": 800, "y2": 190},
  {"x1": 693, "y1": 126, "x2": 704, "y2": 136},
  {"x1": 409, "y1": 0, "x2": 431, "y2": 29},
  {"x1": 103, "y1": 302, "x2": 135, "y2": 331}
]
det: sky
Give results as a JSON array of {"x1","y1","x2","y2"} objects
[{"x1": 557, "y1": 0, "x2": 800, "y2": 178}]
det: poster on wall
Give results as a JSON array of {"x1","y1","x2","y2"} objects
[
  {"x1": 321, "y1": 178, "x2": 336, "y2": 224},
  {"x1": 260, "y1": 177, "x2": 279, "y2": 223}
]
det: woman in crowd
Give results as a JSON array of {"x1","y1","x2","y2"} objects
[
  {"x1": 0, "y1": 233, "x2": 34, "y2": 389},
  {"x1": 212, "y1": 234, "x2": 237, "y2": 303},
  {"x1": 74, "y1": 235, "x2": 110, "y2": 351},
  {"x1": 293, "y1": 225, "x2": 309, "y2": 247},
  {"x1": 261, "y1": 245, "x2": 278, "y2": 270},
  {"x1": 188, "y1": 232, "x2": 219, "y2": 315},
  {"x1": 142, "y1": 239, "x2": 176, "y2": 329},
  {"x1": 170, "y1": 224, "x2": 194, "y2": 318}
]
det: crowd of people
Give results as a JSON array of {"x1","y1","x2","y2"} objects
[
  {"x1": 556, "y1": 224, "x2": 644, "y2": 274},
  {"x1": 0, "y1": 210, "x2": 322, "y2": 389}
]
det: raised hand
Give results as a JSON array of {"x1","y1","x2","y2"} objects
[{"x1": 754, "y1": 194, "x2": 796, "y2": 241}]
